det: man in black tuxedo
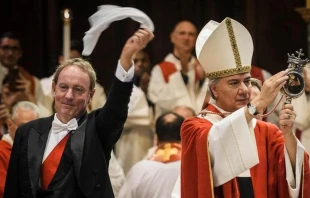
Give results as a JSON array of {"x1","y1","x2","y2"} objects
[{"x1": 3, "y1": 28, "x2": 154, "y2": 198}]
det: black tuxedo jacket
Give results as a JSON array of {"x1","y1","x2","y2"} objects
[{"x1": 4, "y1": 77, "x2": 133, "y2": 198}]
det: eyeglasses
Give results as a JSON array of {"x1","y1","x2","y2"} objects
[{"x1": 0, "y1": 45, "x2": 21, "y2": 52}]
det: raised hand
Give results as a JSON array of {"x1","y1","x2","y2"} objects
[
  {"x1": 0, "y1": 104, "x2": 10, "y2": 121},
  {"x1": 120, "y1": 29, "x2": 154, "y2": 71},
  {"x1": 251, "y1": 70, "x2": 288, "y2": 113},
  {"x1": 15, "y1": 72, "x2": 36, "y2": 103},
  {"x1": 2, "y1": 83, "x2": 21, "y2": 109}
]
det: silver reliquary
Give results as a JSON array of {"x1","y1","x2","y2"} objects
[{"x1": 281, "y1": 49, "x2": 309, "y2": 104}]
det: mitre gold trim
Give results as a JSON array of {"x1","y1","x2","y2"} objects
[
  {"x1": 226, "y1": 18, "x2": 242, "y2": 68},
  {"x1": 206, "y1": 65, "x2": 251, "y2": 78},
  {"x1": 205, "y1": 18, "x2": 251, "y2": 79}
]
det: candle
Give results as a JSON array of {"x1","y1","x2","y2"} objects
[{"x1": 62, "y1": 9, "x2": 71, "y2": 61}]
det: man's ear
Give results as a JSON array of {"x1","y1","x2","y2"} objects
[
  {"x1": 170, "y1": 31, "x2": 175, "y2": 44},
  {"x1": 210, "y1": 84, "x2": 218, "y2": 99},
  {"x1": 88, "y1": 89, "x2": 95, "y2": 104}
]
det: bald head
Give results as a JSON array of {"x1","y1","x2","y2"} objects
[
  {"x1": 155, "y1": 112, "x2": 184, "y2": 143},
  {"x1": 173, "y1": 106, "x2": 196, "y2": 119},
  {"x1": 170, "y1": 21, "x2": 197, "y2": 55}
]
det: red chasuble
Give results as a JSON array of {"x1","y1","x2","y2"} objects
[{"x1": 181, "y1": 104, "x2": 310, "y2": 198}]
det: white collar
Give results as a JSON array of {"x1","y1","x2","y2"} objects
[
  {"x1": 52, "y1": 114, "x2": 78, "y2": 134},
  {"x1": 1, "y1": 134, "x2": 14, "y2": 146}
]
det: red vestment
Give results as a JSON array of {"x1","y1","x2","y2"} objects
[
  {"x1": 0, "y1": 140, "x2": 12, "y2": 198},
  {"x1": 181, "y1": 104, "x2": 310, "y2": 198}
]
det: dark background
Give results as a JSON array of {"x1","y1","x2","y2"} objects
[{"x1": 0, "y1": 0, "x2": 307, "y2": 90}]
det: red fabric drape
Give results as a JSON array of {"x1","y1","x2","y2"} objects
[{"x1": 41, "y1": 133, "x2": 70, "y2": 190}]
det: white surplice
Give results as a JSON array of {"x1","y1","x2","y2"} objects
[
  {"x1": 148, "y1": 53, "x2": 207, "y2": 116},
  {"x1": 119, "y1": 160, "x2": 180, "y2": 198},
  {"x1": 115, "y1": 85, "x2": 154, "y2": 175}
]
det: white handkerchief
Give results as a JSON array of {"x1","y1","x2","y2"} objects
[{"x1": 82, "y1": 5, "x2": 155, "y2": 56}]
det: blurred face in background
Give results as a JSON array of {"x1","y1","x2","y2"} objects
[
  {"x1": 6, "y1": 108, "x2": 38, "y2": 140},
  {"x1": 133, "y1": 51, "x2": 151, "y2": 77},
  {"x1": 0, "y1": 38, "x2": 23, "y2": 68},
  {"x1": 170, "y1": 21, "x2": 197, "y2": 54}
]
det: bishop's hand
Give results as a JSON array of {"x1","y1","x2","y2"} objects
[
  {"x1": 120, "y1": 28, "x2": 154, "y2": 71},
  {"x1": 279, "y1": 103, "x2": 295, "y2": 135},
  {"x1": 250, "y1": 70, "x2": 289, "y2": 114}
]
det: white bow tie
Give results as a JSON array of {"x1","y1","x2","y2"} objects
[{"x1": 51, "y1": 115, "x2": 78, "y2": 134}]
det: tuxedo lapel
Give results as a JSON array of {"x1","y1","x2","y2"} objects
[
  {"x1": 71, "y1": 114, "x2": 87, "y2": 181},
  {"x1": 27, "y1": 116, "x2": 53, "y2": 196}
]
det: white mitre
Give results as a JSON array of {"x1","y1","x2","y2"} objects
[{"x1": 196, "y1": 17, "x2": 254, "y2": 79}]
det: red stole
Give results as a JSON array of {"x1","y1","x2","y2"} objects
[
  {"x1": 41, "y1": 133, "x2": 70, "y2": 190},
  {"x1": 149, "y1": 143, "x2": 181, "y2": 163},
  {"x1": 159, "y1": 62, "x2": 177, "y2": 83},
  {"x1": 181, "y1": 104, "x2": 310, "y2": 198},
  {"x1": 159, "y1": 61, "x2": 200, "y2": 83}
]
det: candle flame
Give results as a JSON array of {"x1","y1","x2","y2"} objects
[{"x1": 64, "y1": 9, "x2": 70, "y2": 19}]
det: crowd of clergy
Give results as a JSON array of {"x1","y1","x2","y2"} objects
[{"x1": 0, "y1": 18, "x2": 310, "y2": 198}]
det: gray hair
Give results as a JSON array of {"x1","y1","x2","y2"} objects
[
  {"x1": 207, "y1": 78, "x2": 221, "y2": 100},
  {"x1": 53, "y1": 58, "x2": 97, "y2": 90},
  {"x1": 11, "y1": 101, "x2": 40, "y2": 121}
]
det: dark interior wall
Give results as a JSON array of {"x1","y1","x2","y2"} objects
[
  {"x1": 0, "y1": 0, "x2": 307, "y2": 91},
  {"x1": 245, "y1": 0, "x2": 307, "y2": 75}
]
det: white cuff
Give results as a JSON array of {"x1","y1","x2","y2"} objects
[
  {"x1": 115, "y1": 60, "x2": 134, "y2": 82},
  {"x1": 285, "y1": 140, "x2": 304, "y2": 198}
]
